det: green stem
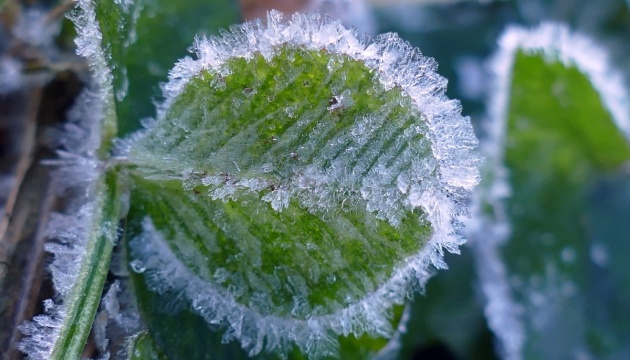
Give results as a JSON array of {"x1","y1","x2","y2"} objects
[{"x1": 49, "y1": 171, "x2": 120, "y2": 360}]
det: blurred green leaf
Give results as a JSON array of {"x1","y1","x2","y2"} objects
[
  {"x1": 582, "y1": 173, "x2": 630, "y2": 355},
  {"x1": 484, "y1": 49, "x2": 630, "y2": 358}
]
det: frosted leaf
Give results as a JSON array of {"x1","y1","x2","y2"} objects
[
  {"x1": 123, "y1": 11, "x2": 479, "y2": 358},
  {"x1": 72, "y1": 0, "x2": 143, "y2": 106},
  {"x1": 467, "y1": 23, "x2": 630, "y2": 360}
]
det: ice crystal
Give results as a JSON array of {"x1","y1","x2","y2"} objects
[
  {"x1": 124, "y1": 11, "x2": 480, "y2": 358},
  {"x1": 68, "y1": 0, "x2": 116, "y2": 126},
  {"x1": 18, "y1": 89, "x2": 106, "y2": 359},
  {"x1": 467, "y1": 23, "x2": 630, "y2": 360},
  {"x1": 17, "y1": 2, "x2": 112, "y2": 358}
]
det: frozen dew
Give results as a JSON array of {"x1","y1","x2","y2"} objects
[
  {"x1": 123, "y1": 10, "x2": 480, "y2": 358},
  {"x1": 129, "y1": 259, "x2": 146, "y2": 273}
]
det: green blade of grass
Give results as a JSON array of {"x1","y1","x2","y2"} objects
[{"x1": 48, "y1": 171, "x2": 121, "y2": 360}]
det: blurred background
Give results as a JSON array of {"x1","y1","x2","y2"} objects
[{"x1": 1, "y1": 0, "x2": 629, "y2": 359}]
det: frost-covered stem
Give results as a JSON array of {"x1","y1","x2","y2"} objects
[
  {"x1": 72, "y1": 0, "x2": 119, "y2": 153},
  {"x1": 17, "y1": 1, "x2": 124, "y2": 358},
  {"x1": 40, "y1": 2, "x2": 123, "y2": 357},
  {"x1": 48, "y1": 171, "x2": 120, "y2": 360}
]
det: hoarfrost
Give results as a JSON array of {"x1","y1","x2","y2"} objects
[
  {"x1": 18, "y1": 89, "x2": 106, "y2": 358},
  {"x1": 68, "y1": 0, "x2": 116, "y2": 121},
  {"x1": 93, "y1": 278, "x2": 145, "y2": 360},
  {"x1": 18, "y1": 1, "x2": 113, "y2": 358},
  {"x1": 93, "y1": 280, "x2": 123, "y2": 356},
  {"x1": 147, "y1": 10, "x2": 480, "y2": 203},
  {"x1": 467, "y1": 23, "x2": 630, "y2": 360},
  {"x1": 131, "y1": 217, "x2": 440, "y2": 358},
  {"x1": 372, "y1": 303, "x2": 411, "y2": 360},
  {"x1": 125, "y1": 11, "x2": 480, "y2": 358}
]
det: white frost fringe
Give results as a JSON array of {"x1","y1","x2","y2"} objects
[
  {"x1": 132, "y1": 10, "x2": 480, "y2": 358},
  {"x1": 17, "y1": 1, "x2": 111, "y2": 359},
  {"x1": 467, "y1": 22, "x2": 630, "y2": 360}
]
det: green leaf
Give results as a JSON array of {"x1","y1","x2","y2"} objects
[
  {"x1": 127, "y1": 47, "x2": 431, "y2": 313},
  {"x1": 129, "y1": 262, "x2": 407, "y2": 360},
  {"x1": 473, "y1": 23, "x2": 630, "y2": 359},
  {"x1": 123, "y1": 11, "x2": 479, "y2": 359},
  {"x1": 128, "y1": 265, "x2": 252, "y2": 360},
  {"x1": 90, "y1": 0, "x2": 240, "y2": 136}
]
